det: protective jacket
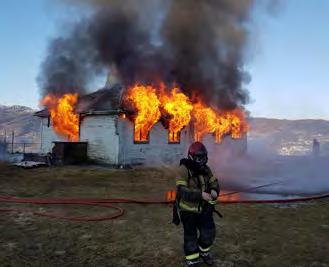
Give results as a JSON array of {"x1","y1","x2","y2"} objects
[{"x1": 176, "y1": 158, "x2": 220, "y2": 213}]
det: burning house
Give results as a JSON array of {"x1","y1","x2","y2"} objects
[
  {"x1": 35, "y1": 0, "x2": 255, "y2": 165},
  {"x1": 35, "y1": 80, "x2": 248, "y2": 165}
]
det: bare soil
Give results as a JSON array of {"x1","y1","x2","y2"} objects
[{"x1": 0, "y1": 163, "x2": 328, "y2": 267}]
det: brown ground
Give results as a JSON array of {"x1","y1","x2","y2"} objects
[{"x1": 0, "y1": 162, "x2": 328, "y2": 267}]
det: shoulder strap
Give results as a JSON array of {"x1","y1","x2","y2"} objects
[
  {"x1": 204, "y1": 165, "x2": 213, "y2": 177},
  {"x1": 180, "y1": 158, "x2": 202, "y2": 189},
  {"x1": 180, "y1": 158, "x2": 192, "y2": 181}
]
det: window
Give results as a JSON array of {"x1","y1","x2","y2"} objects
[
  {"x1": 168, "y1": 131, "x2": 180, "y2": 144},
  {"x1": 134, "y1": 126, "x2": 150, "y2": 144}
]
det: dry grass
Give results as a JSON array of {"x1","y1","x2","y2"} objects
[{"x1": 0, "y1": 163, "x2": 328, "y2": 267}]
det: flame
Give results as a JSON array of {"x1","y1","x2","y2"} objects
[
  {"x1": 225, "y1": 108, "x2": 249, "y2": 139},
  {"x1": 192, "y1": 102, "x2": 218, "y2": 142},
  {"x1": 41, "y1": 93, "x2": 79, "y2": 141},
  {"x1": 214, "y1": 113, "x2": 231, "y2": 143},
  {"x1": 160, "y1": 88, "x2": 193, "y2": 142},
  {"x1": 122, "y1": 83, "x2": 249, "y2": 143},
  {"x1": 124, "y1": 85, "x2": 161, "y2": 142},
  {"x1": 193, "y1": 101, "x2": 249, "y2": 143},
  {"x1": 219, "y1": 192, "x2": 241, "y2": 202}
]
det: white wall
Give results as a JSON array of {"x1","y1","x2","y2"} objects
[
  {"x1": 40, "y1": 118, "x2": 66, "y2": 154},
  {"x1": 118, "y1": 119, "x2": 191, "y2": 165},
  {"x1": 118, "y1": 118, "x2": 247, "y2": 166},
  {"x1": 80, "y1": 115, "x2": 119, "y2": 164},
  {"x1": 38, "y1": 115, "x2": 247, "y2": 166}
]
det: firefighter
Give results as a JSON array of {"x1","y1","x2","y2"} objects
[{"x1": 175, "y1": 141, "x2": 220, "y2": 266}]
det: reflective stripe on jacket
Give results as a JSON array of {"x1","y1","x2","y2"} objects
[{"x1": 175, "y1": 159, "x2": 219, "y2": 213}]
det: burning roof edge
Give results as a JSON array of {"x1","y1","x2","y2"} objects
[
  {"x1": 34, "y1": 109, "x2": 49, "y2": 118},
  {"x1": 35, "y1": 84, "x2": 124, "y2": 118}
]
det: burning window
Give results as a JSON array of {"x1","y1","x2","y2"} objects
[
  {"x1": 161, "y1": 88, "x2": 193, "y2": 145},
  {"x1": 168, "y1": 130, "x2": 181, "y2": 144},
  {"x1": 122, "y1": 84, "x2": 249, "y2": 145},
  {"x1": 134, "y1": 125, "x2": 150, "y2": 143},
  {"x1": 124, "y1": 85, "x2": 161, "y2": 144},
  {"x1": 193, "y1": 102, "x2": 249, "y2": 143},
  {"x1": 41, "y1": 93, "x2": 79, "y2": 141}
]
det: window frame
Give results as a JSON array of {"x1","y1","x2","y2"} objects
[
  {"x1": 168, "y1": 130, "x2": 181, "y2": 144},
  {"x1": 133, "y1": 125, "x2": 150, "y2": 144}
]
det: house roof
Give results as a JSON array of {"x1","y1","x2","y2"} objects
[
  {"x1": 34, "y1": 109, "x2": 49, "y2": 118},
  {"x1": 35, "y1": 84, "x2": 124, "y2": 118}
]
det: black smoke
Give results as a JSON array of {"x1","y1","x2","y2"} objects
[{"x1": 38, "y1": 0, "x2": 257, "y2": 109}]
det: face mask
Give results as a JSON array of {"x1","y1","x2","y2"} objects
[{"x1": 193, "y1": 153, "x2": 208, "y2": 167}]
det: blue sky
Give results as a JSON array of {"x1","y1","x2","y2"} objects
[{"x1": 0, "y1": 0, "x2": 328, "y2": 119}]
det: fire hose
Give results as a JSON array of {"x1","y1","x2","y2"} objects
[{"x1": 0, "y1": 186, "x2": 329, "y2": 222}]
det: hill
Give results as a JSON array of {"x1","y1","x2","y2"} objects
[
  {"x1": 0, "y1": 105, "x2": 40, "y2": 143},
  {"x1": 249, "y1": 117, "x2": 329, "y2": 155},
  {"x1": 1, "y1": 104, "x2": 329, "y2": 155}
]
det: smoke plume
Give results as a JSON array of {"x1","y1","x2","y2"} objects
[{"x1": 38, "y1": 0, "x2": 256, "y2": 109}]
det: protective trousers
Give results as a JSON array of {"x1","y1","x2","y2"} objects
[{"x1": 180, "y1": 204, "x2": 216, "y2": 260}]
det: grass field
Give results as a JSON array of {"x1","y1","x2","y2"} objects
[{"x1": 0, "y1": 163, "x2": 328, "y2": 267}]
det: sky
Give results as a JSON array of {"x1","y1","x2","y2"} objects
[{"x1": 0, "y1": 0, "x2": 328, "y2": 120}]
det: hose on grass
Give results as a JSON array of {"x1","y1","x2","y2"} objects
[{"x1": 0, "y1": 191, "x2": 328, "y2": 222}]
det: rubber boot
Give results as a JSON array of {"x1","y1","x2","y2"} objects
[
  {"x1": 185, "y1": 258, "x2": 202, "y2": 267},
  {"x1": 200, "y1": 252, "x2": 214, "y2": 266}
]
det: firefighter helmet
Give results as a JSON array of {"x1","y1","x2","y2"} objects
[{"x1": 188, "y1": 141, "x2": 208, "y2": 167}]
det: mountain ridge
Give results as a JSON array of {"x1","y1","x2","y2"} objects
[
  {"x1": 0, "y1": 104, "x2": 40, "y2": 143},
  {"x1": 1, "y1": 104, "x2": 329, "y2": 155}
]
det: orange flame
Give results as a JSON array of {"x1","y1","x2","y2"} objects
[
  {"x1": 124, "y1": 85, "x2": 161, "y2": 142},
  {"x1": 160, "y1": 88, "x2": 193, "y2": 142},
  {"x1": 192, "y1": 101, "x2": 218, "y2": 142},
  {"x1": 225, "y1": 108, "x2": 249, "y2": 140},
  {"x1": 214, "y1": 113, "x2": 232, "y2": 143},
  {"x1": 122, "y1": 83, "x2": 249, "y2": 143},
  {"x1": 193, "y1": 101, "x2": 249, "y2": 143},
  {"x1": 41, "y1": 93, "x2": 79, "y2": 141}
]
